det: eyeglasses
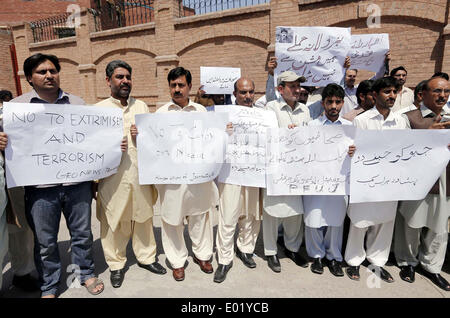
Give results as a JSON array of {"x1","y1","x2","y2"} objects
[{"x1": 431, "y1": 89, "x2": 450, "y2": 95}]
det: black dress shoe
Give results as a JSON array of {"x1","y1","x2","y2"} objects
[
  {"x1": 399, "y1": 265, "x2": 415, "y2": 283},
  {"x1": 345, "y1": 266, "x2": 360, "y2": 281},
  {"x1": 267, "y1": 255, "x2": 281, "y2": 273},
  {"x1": 328, "y1": 260, "x2": 344, "y2": 277},
  {"x1": 310, "y1": 258, "x2": 323, "y2": 275},
  {"x1": 110, "y1": 269, "x2": 125, "y2": 288},
  {"x1": 138, "y1": 262, "x2": 167, "y2": 275},
  {"x1": 284, "y1": 249, "x2": 308, "y2": 268},
  {"x1": 422, "y1": 270, "x2": 450, "y2": 291},
  {"x1": 371, "y1": 266, "x2": 394, "y2": 283},
  {"x1": 12, "y1": 274, "x2": 39, "y2": 292},
  {"x1": 213, "y1": 262, "x2": 233, "y2": 283},
  {"x1": 236, "y1": 249, "x2": 256, "y2": 269}
]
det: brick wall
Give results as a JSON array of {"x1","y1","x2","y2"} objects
[
  {"x1": 0, "y1": 0, "x2": 91, "y2": 24},
  {"x1": 8, "y1": 0, "x2": 450, "y2": 109},
  {"x1": 0, "y1": 29, "x2": 16, "y2": 97}
]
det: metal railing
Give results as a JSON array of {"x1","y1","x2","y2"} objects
[
  {"x1": 90, "y1": 0, "x2": 155, "y2": 32},
  {"x1": 179, "y1": 0, "x2": 270, "y2": 17},
  {"x1": 30, "y1": 13, "x2": 75, "y2": 43}
]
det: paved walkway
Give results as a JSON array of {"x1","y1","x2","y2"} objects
[{"x1": 1, "y1": 204, "x2": 449, "y2": 299}]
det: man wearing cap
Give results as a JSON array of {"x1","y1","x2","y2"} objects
[{"x1": 263, "y1": 71, "x2": 311, "y2": 273}]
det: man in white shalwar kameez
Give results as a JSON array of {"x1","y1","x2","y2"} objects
[
  {"x1": 344, "y1": 77, "x2": 410, "y2": 283},
  {"x1": 395, "y1": 76, "x2": 450, "y2": 291},
  {"x1": 303, "y1": 84, "x2": 354, "y2": 277},
  {"x1": 263, "y1": 71, "x2": 311, "y2": 272},
  {"x1": 156, "y1": 67, "x2": 220, "y2": 281},
  {"x1": 214, "y1": 77, "x2": 262, "y2": 283}
]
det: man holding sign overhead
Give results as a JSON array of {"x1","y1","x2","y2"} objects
[{"x1": 96, "y1": 60, "x2": 166, "y2": 289}]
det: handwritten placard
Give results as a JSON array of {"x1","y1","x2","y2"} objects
[
  {"x1": 215, "y1": 105, "x2": 278, "y2": 187},
  {"x1": 200, "y1": 67, "x2": 241, "y2": 95},
  {"x1": 350, "y1": 129, "x2": 450, "y2": 203},
  {"x1": 3, "y1": 102, "x2": 123, "y2": 188},
  {"x1": 275, "y1": 26, "x2": 351, "y2": 87},
  {"x1": 266, "y1": 125, "x2": 356, "y2": 195},
  {"x1": 349, "y1": 34, "x2": 389, "y2": 72},
  {"x1": 135, "y1": 112, "x2": 229, "y2": 185}
]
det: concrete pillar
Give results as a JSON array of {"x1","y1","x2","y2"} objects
[
  {"x1": 154, "y1": 0, "x2": 180, "y2": 108},
  {"x1": 76, "y1": 9, "x2": 97, "y2": 103},
  {"x1": 11, "y1": 23, "x2": 33, "y2": 94}
]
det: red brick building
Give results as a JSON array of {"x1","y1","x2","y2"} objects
[{"x1": 2, "y1": 0, "x2": 450, "y2": 108}]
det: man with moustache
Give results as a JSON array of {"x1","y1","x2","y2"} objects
[
  {"x1": 342, "y1": 80, "x2": 376, "y2": 122},
  {"x1": 344, "y1": 76, "x2": 410, "y2": 283},
  {"x1": 303, "y1": 84, "x2": 354, "y2": 277},
  {"x1": 0, "y1": 53, "x2": 104, "y2": 297},
  {"x1": 155, "y1": 67, "x2": 221, "y2": 281},
  {"x1": 394, "y1": 76, "x2": 450, "y2": 291},
  {"x1": 96, "y1": 60, "x2": 166, "y2": 288},
  {"x1": 263, "y1": 71, "x2": 311, "y2": 273},
  {"x1": 390, "y1": 66, "x2": 414, "y2": 113},
  {"x1": 214, "y1": 77, "x2": 262, "y2": 283}
]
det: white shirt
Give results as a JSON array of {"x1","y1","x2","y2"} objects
[
  {"x1": 348, "y1": 107, "x2": 410, "y2": 228},
  {"x1": 395, "y1": 103, "x2": 418, "y2": 114},
  {"x1": 303, "y1": 115, "x2": 351, "y2": 227},
  {"x1": 155, "y1": 100, "x2": 220, "y2": 226},
  {"x1": 391, "y1": 86, "x2": 414, "y2": 113},
  {"x1": 341, "y1": 85, "x2": 359, "y2": 116},
  {"x1": 262, "y1": 96, "x2": 312, "y2": 218}
]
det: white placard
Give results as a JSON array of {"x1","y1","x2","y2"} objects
[
  {"x1": 350, "y1": 129, "x2": 450, "y2": 203},
  {"x1": 136, "y1": 112, "x2": 229, "y2": 185},
  {"x1": 266, "y1": 125, "x2": 356, "y2": 195},
  {"x1": 275, "y1": 26, "x2": 351, "y2": 87},
  {"x1": 3, "y1": 102, "x2": 123, "y2": 188},
  {"x1": 200, "y1": 66, "x2": 241, "y2": 95},
  {"x1": 215, "y1": 105, "x2": 278, "y2": 187},
  {"x1": 349, "y1": 34, "x2": 389, "y2": 72}
]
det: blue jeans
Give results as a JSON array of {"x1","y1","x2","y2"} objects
[{"x1": 25, "y1": 182, "x2": 95, "y2": 296}]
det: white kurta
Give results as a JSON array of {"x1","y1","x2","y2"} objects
[
  {"x1": 155, "y1": 100, "x2": 219, "y2": 226},
  {"x1": 263, "y1": 97, "x2": 311, "y2": 218},
  {"x1": 398, "y1": 103, "x2": 450, "y2": 234},
  {"x1": 391, "y1": 86, "x2": 414, "y2": 113},
  {"x1": 303, "y1": 115, "x2": 351, "y2": 228},
  {"x1": 348, "y1": 107, "x2": 410, "y2": 228}
]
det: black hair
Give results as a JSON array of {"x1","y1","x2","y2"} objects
[
  {"x1": 321, "y1": 83, "x2": 344, "y2": 101},
  {"x1": 167, "y1": 67, "x2": 192, "y2": 85},
  {"x1": 356, "y1": 80, "x2": 374, "y2": 104},
  {"x1": 414, "y1": 80, "x2": 428, "y2": 100},
  {"x1": 390, "y1": 66, "x2": 407, "y2": 77},
  {"x1": 23, "y1": 53, "x2": 61, "y2": 87},
  {"x1": 431, "y1": 72, "x2": 449, "y2": 81},
  {"x1": 105, "y1": 60, "x2": 132, "y2": 78},
  {"x1": 0, "y1": 90, "x2": 13, "y2": 102},
  {"x1": 372, "y1": 76, "x2": 400, "y2": 93}
]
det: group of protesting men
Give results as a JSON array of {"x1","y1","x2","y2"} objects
[{"x1": 0, "y1": 49, "x2": 449, "y2": 298}]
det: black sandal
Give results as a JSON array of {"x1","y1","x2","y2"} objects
[{"x1": 346, "y1": 266, "x2": 360, "y2": 281}]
